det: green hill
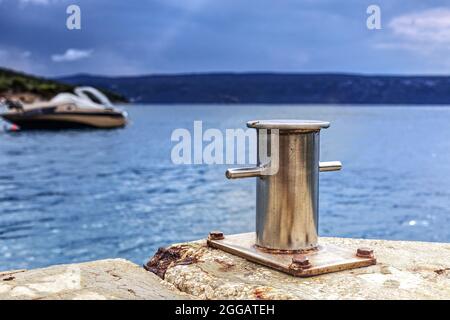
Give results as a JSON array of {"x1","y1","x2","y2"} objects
[{"x1": 0, "y1": 67, "x2": 127, "y2": 103}]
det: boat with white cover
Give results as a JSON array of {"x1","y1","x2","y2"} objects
[{"x1": 0, "y1": 87, "x2": 127, "y2": 130}]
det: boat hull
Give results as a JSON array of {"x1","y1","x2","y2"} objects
[{"x1": 1, "y1": 112, "x2": 127, "y2": 130}]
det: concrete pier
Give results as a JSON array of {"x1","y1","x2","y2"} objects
[
  {"x1": 1, "y1": 235, "x2": 450, "y2": 300},
  {"x1": 0, "y1": 259, "x2": 191, "y2": 300}
]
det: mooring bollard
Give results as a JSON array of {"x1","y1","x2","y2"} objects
[
  {"x1": 209, "y1": 119, "x2": 376, "y2": 277},
  {"x1": 227, "y1": 120, "x2": 340, "y2": 251}
]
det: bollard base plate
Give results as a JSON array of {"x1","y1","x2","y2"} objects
[{"x1": 207, "y1": 232, "x2": 376, "y2": 277}]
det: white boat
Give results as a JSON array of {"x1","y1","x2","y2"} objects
[{"x1": 0, "y1": 87, "x2": 127, "y2": 130}]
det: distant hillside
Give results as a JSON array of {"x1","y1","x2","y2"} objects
[
  {"x1": 57, "y1": 72, "x2": 450, "y2": 105},
  {"x1": 0, "y1": 67, "x2": 127, "y2": 103}
]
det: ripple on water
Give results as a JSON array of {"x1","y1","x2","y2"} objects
[{"x1": 1, "y1": 105, "x2": 450, "y2": 270}]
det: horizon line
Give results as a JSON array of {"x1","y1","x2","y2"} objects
[
  {"x1": 55, "y1": 70, "x2": 450, "y2": 79},
  {"x1": 3, "y1": 66, "x2": 450, "y2": 80}
]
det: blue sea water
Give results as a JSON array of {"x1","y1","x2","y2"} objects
[{"x1": 1, "y1": 105, "x2": 450, "y2": 270}]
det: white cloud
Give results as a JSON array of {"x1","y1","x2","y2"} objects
[
  {"x1": 51, "y1": 49, "x2": 93, "y2": 62},
  {"x1": 19, "y1": 0, "x2": 50, "y2": 5},
  {"x1": 372, "y1": 8, "x2": 450, "y2": 72},
  {"x1": 0, "y1": 48, "x2": 31, "y2": 63},
  {"x1": 377, "y1": 8, "x2": 450, "y2": 54},
  {"x1": 0, "y1": 46, "x2": 47, "y2": 74},
  {"x1": 389, "y1": 8, "x2": 450, "y2": 45}
]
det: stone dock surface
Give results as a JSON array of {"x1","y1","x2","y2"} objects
[
  {"x1": 1, "y1": 235, "x2": 450, "y2": 300},
  {"x1": 0, "y1": 259, "x2": 191, "y2": 300}
]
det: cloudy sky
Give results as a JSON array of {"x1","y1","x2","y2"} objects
[{"x1": 1, "y1": 0, "x2": 450, "y2": 76}]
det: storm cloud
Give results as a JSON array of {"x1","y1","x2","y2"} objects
[{"x1": 1, "y1": 0, "x2": 450, "y2": 76}]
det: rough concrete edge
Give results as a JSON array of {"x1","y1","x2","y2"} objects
[
  {"x1": 186, "y1": 234, "x2": 450, "y2": 247},
  {"x1": 0, "y1": 269, "x2": 27, "y2": 277},
  {"x1": 144, "y1": 235, "x2": 450, "y2": 300},
  {"x1": 320, "y1": 236, "x2": 450, "y2": 246},
  {"x1": 0, "y1": 258, "x2": 135, "y2": 274},
  {"x1": 1, "y1": 258, "x2": 196, "y2": 300}
]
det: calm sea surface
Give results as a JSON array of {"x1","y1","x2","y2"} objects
[{"x1": 1, "y1": 105, "x2": 450, "y2": 270}]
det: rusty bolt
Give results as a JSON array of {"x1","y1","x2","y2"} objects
[
  {"x1": 290, "y1": 254, "x2": 312, "y2": 269},
  {"x1": 356, "y1": 247, "x2": 374, "y2": 258},
  {"x1": 208, "y1": 230, "x2": 224, "y2": 241}
]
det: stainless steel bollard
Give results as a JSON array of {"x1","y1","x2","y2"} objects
[{"x1": 226, "y1": 120, "x2": 341, "y2": 251}]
